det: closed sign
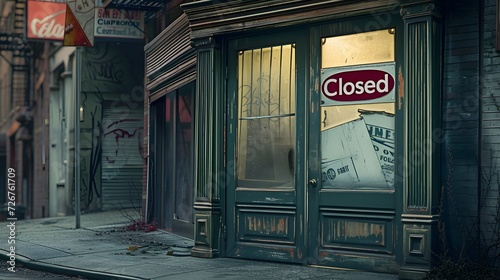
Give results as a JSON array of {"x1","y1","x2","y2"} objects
[{"x1": 321, "y1": 62, "x2": 395, "y2": 106}]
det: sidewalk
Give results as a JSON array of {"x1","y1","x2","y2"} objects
[{"x1": 0, "y1": 210, "x2": 400, "y2": 280}]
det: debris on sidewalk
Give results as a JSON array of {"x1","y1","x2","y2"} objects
[
  {"x1": 92, "y1": 224, "x2": 194, "y2": 257},
  {"x1": 125, "y1": 220, "x2": 158, "y2": 232}
]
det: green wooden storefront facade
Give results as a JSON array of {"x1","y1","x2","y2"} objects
[{"x1": 174, "y1": 0, "x2": 443, "y2": 278}]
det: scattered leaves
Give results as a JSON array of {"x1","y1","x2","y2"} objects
[
  {"x1": 126, "y1": 220, "x2": 158, "y2": 232},
  {"x1": 127, "y1": 245, "x2": 140, "y2": 251}
]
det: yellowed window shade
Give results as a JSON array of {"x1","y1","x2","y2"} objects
[
  {"x1": 322, "y1": 29, "x2": 395, "y2": 68},
  {"x1": 236, "y1": 45, "x2": 296, "y2": 187}
]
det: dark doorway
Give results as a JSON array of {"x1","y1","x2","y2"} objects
[{"x1": 149, "y1": 81, "x2": 195, "y2": 239}]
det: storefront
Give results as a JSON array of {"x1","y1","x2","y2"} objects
[
  {"x1": 145, "y1": 14, "x2": 197, "y2": 238},
  {"x1": 221, "y1": 24, "x2": 403, "y2": 270},
  {"x1": 179, "y1": 0, "x2": 444, "y2": 278}
]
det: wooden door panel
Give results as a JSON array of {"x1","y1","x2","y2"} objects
[
  {"x1": 319, "y1": 191, "x2": 395, "y2": 209},
  {"x1": 319, "y1": 210, "x2": 395, "y2": 253},
  {"x1": 236, "y1": 206, "x2": 296, "y2": 244},
  {"x1": 235, "y1": 189, "x2": 296, "y2": 205}
]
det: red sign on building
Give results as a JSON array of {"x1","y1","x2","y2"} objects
[
  {"x1": 322, "y1": 69, "x2": 395, "y2": 102},
  {"x1": 321, "y1": 62, "x2": 396, "y2": 106},
  {"x1": 27, "y1": 1, "x2": 66, "y2": 41}
]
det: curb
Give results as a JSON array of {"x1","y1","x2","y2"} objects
[{"x1": 0, "y1": 249, "x2": 148, "y2": 280}]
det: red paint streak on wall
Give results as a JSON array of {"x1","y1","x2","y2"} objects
[{"x1": 104, "y1": 127, "x2": 143, "y2": 156}]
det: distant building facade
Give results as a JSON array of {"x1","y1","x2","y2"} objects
[
  {"x1": 0, "y1": 0, "x2": 51, "y2": 219},
  {"x1": 0, "y1": 0, "x2": 147, "y2": 218}
]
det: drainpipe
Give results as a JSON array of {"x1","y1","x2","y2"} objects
[{"x1": 75, "y1": 47, "x2": 81, "y2": 229}]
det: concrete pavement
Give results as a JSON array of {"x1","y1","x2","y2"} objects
[{"x1": 0, "y1": 210, "x2": 400, "y2": 279}]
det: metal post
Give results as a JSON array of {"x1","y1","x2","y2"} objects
[{"x1": 75, "y1": 47, "x2": 81, "y2": 229}]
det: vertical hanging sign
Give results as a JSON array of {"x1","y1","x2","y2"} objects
[{"x1": 64, "y1": 0, "x2": 95, "y2": 47}]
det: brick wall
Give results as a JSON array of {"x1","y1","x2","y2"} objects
[
  {"x1": 481, "y1": 0, "x2": 500, "y2": 265},
  {"x1": 441, "y1": 0, "x2": 500, "y2": 265},
  {"x1": 442, "y1": 0, "x2": 481, "y2": 258},
  {"x1": 31, "y1": 42, "x2": 51, "y2": 218}
]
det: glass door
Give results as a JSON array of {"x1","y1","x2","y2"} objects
[
  {"x1": 226, "y1": 30, "x2": 307, "y2": 263},
  {"x1": 308, "y1": 23, "x2": 402, "y2": 273},
  {"x1": 225, "y1": 16, "x2": 402, "y2": 272}
]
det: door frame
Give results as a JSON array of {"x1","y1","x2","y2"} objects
[
  {"x1": 223, "y1": 12, "x2": 404, "y2": 270},
  {"x1": 224, "y1": 27, "x2": 309, "y2": 263},
  {"x1": 148, "y1": 84, "x2": 196, "y2": 239},
  {"x1": 306, "y1": 15, "x2": 405, "y2": 271}
]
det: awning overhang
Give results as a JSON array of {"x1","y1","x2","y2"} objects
[{"x1": 103, "y1": 0, "x2": 164, "y2": 11}]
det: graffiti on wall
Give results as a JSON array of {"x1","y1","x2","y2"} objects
[
  {"x1": 79, "y1": 43, "x2": 144, "y2": 210},
  {"x1": 104, "y1": 121, "x2": 144, "y2": 163},
  {"x1": 83, "y1": 45, "x2": 124, "y2": 86},
  {"x1": 80, "y1": 91, "x2": 103, "y2": 209},
  {"x1": 82, "y1": 43, "x2": 143, "y2": 91}
]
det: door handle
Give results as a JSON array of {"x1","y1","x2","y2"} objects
[{"x1": 308, "y1": 178, "x2": 317, "y2": 188}]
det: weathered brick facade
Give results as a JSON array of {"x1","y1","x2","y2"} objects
[
  {"x1": 31, "y1": 43, "x2": 51, "y2": 218},
  {"x1": 0, "y1": 1, "x2": 51, "y2": 219},
  {"x1": 441, "y1": 0, "x2": 500, "y2": 266},
  {"x1": 442, "y1": 0, "x2": 481, "y2": 258},
  {"x1": 481, "y1": 0, "x2": 500, "y2": 265}
]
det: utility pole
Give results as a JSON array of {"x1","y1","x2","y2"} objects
[{"x1": 75, "y1": 47, "x2": 81, "y2": 229}]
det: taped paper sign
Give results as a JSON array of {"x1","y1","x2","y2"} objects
[
  {"x1": 359, "y1": 110, "x2": 395, "y2": 188},
  {"x1": 321, "y1": 118, "x2": 387, "y2": 189},
  {"x1": 321, "y1": 110, "x2": 394, "y2": 189},
  {"x1": 322, "y1": 156, "x2": 359, "y2": 187}
]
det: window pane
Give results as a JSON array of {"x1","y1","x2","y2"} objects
[
  {"x1": 174, "y1": 85, "x2": 194, "y2": 223},
  {"x1": 237, "y1": 45, "x2": 296, "y2": 188},
  {"x1": 322, "y1": 29, "x2": 395, "y2": 68},
  {"x1": 321, "y1": 29, "x2": 395, "y2": 190}
]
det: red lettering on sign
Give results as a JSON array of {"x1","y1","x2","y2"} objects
[
  {"x1": 322, "y1": 69, "x2": 395, "y2": 102},
  {"x1": 112, "y1": 10, "x2": 120, "y2": 19},
  {"x1": 98, "y1": 9, "x2": 111, "y2": 18}
]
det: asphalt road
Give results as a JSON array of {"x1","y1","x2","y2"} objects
[{"x1": 0, "y1": 261, "x2": 89, "y2": 279}]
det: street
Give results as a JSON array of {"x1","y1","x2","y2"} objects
[{"x1": 0, "y1": 261, "x2": 88, "y2": 279}]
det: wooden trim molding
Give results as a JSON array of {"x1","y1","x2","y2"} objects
[
  {"x1": 145, "y1": 13, "x2": 196, "y2": 99},
  {"x1": 181, "y1": 0, "x2": 400, "y2": 40}
]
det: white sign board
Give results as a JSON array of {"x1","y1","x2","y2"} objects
[{"x1": 94, "y1": 8, "x2": 144, "y2": 40}]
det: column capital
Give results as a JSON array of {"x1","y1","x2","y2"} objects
[
  {"x1": 191, "y1": 36, "x2": 220, "y2": 49},
  {"x1": 400, "y1": 0, "x2": 443, "y2": 19}
]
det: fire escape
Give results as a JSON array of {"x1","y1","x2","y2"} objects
[
  {"x1": 0, "y1": 0, "x2": 32, "y2": 219},
  {"x1": 0, "y1": 0, "x2": 31, "y2": 110}
]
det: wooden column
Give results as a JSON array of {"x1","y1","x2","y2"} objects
[
  {"x1": 190, "y1": 37, "x2": 224, "y2": 258},
  {"x1": 399, "y1": 1, "x2": 443, "y2": 279}
]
